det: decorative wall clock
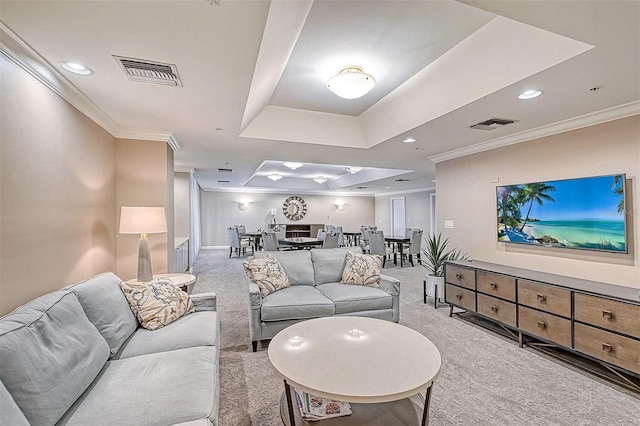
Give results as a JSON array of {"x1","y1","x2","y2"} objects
[{"x1": 283, "y1": 196, "x2": 307, "y2": 221}]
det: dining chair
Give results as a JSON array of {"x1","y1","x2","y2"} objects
[
  {"x1": 368, "y1": 230, "x2": 395, "y2": 267},
  {"x1": 332, "y1": 226, "x2": 344, "y2": 246},
  {"x1": 322, "y1": 232, "x2": 339, "y2": 249},
  {"x1": 400, "y1": 229, "x2": 423, "y2": 266},
  {"x1": 261, "y1": 231, "x2": 290, "y2": 251},
  {"x1": 228, "y1": 226, "x2": 252, "y2": 257}
]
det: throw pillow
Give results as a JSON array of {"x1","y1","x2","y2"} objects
[
  {"x1": 243, "y1": 255, "x2": 290, "y2": 297},
  {"x1": 120, "y1": 279, "x2": 195, "y2": 330},
  {"x1": 340, "y1": 251, "x2": 381, "y2": 288}
]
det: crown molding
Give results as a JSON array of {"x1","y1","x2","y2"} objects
[
  {"x1": 429, "y1": 101, "x2": 640, "y2": 163},
  {"x1": 374, "y1": 186, "x2": 435, "y2": 197},
  {"x1": 200, "y1": 186, "x2": 377, "y2": 197},
  {"x1": 116, "y1": 129, "x2": 180, "y2": 151},
  {"x1": 0, "y1": 21, "x2": 120, "y2": 137}
]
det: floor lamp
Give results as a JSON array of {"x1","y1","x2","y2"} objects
[{"x1": 119, "y1": 206, "x2": 167, "y2": 282}]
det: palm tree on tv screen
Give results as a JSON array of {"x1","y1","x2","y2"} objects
[
  {"x1": 612, "y1": 175, "x2": 625, "y2": 213},
  {"x1": 518, "y1": 182, "x2": 556, "y2": 232}
]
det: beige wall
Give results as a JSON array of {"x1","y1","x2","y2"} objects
[
  {"x1": 437, "y1": 116, "x2": 639, "y2": 289},
  {"x1": 1, "y1": 55, "x2": 117, "y2": 314},
  {"x1": 115, "y1": 139, "x2": 174, "y2": 279},
  {"x1": 200, "y1": 191, "x2": 375, "y2": 246}
]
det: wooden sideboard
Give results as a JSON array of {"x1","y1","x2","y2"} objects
[
  {"x1": 444, "y1": 260, "x2": 640, "y2": 390},
  {"x1": 271, "y1": 223, "x2": 324, "y2": 239}
]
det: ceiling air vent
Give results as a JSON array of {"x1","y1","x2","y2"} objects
[
  {"x1": 217, "y1": 168, "x2": 233, "y2": 173},
  {"x1": 470, "y1": 117, "x2": 518, "y2": 131},
  {"x1": 355, "y1": 186, "x2": 368, "y2": 190},
  {"x1": 217, "y1": 180, "x2": 230, "y2": 184},
  {"x1": 395, "y1": 179, "x2": 410, "y2": 182},
  {"x1": 113, "y1": 55, "x2": 182, "y2": 87}
]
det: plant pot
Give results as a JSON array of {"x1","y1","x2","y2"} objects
[{"x1": 425, "y1": 274, "x2": 445, "y2": 299}]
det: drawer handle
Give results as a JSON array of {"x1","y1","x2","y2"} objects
[
  {"x1": 536, "y1": 293, "x2": 546, "y2": 302},
  {"x1": 455, "y1": 294, "x2": 462, "y2": 300},
  {"x1": 602, "y1": 343, "x2": 613, "y2": 353},
  {"x1": 602, "y1": 310, "x2": 613, "y2": 319},
  {"x1": 455, "y1": 273, "x2": 462, "y2": 280},
  {"x1": 490, "y1": 305, "x2": 498, "y2": 312},
  {"x1": 490, "y1": 282, "x2": 497, "y2": 289},
  {"x1": 537, "y1": 321, "x2": 546, "y2": 329}
]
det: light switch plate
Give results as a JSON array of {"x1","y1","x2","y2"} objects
[{"x1": 444, "y1": 220, "x2": 454, "y2": 229}]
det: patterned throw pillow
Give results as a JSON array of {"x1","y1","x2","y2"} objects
[
  {"x1": 120, "y1": 279, "x2": 195, "y2": 330},
  {"x1": 243, "y1": 255, "x2": 290, "y2": 297},
  {"x1": 340, "y1": 251, "x2": 381, "y2": 288}
]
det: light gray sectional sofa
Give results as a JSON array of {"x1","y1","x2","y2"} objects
[
  {"x1": 0, "y1": 272, "x2": 220, "y2": 426},
  {"x1": 248, "y1": 247, "x2": 400, "y2": 351}
]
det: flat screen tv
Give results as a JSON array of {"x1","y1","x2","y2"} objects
[{"x1": 497, "y1": 174, "x2": 627, "y2": 253}]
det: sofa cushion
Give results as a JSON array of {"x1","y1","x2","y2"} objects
[
  {"x1": 120, "y1": 279, "x2": 195, "y2": 330},
  {"x1": 0, "y1": 290, "x2": 110, "y2": 426},
  {"x1": 311, "y1": 247, "x2": 362, "y2": 285},
  {"x1": 340, "y1": 252, "x2": 382, "y2": 288},
  {"x1": 261, "y1": 286, "x2": 334, "y2": 321},
  {"x1": 316, "y1": 283, "x2": 393, "y2": 314},
  {"x1": 67, "y1": 272, "x2": 138, "y2": 356},
  {"x1": 115, "y1": 311, "x2": 219, "y2": 359},
  {"x1": 254, "y1": 250, "x2": 315, "y2": 285},
  {"x1": 243, "y1": 255, "x2": 290, "y2": 296},
  {"x1": 0, "y1": 380, "x2": 29, "y2": 426},
  {"x1": 58, "y1": 346, "x2": 218, "y2": 426}
]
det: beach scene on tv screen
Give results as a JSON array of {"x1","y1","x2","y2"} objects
[{"x1": 497, "y1": 175, "x2": 626, "y2": 253}]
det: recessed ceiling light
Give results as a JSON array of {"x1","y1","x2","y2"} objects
[
  {"x1": 345, "y1": 166, "x2": 363, "y2": 174},
  {"x1": 313, "y1": 176, "x2": 327, "y2": 184},
  {"x1": 283, "y1": 162, "x2": 303, "y2": 170},
  {"x1": 518, "y1": 89, "x2": 542, "y2": 100},
  {"x1": 60, "y1": 61, "x2": 93, "y2": 75},
  {"x1": 402, "y1": 137, "x2": 417, "y2": 143},
  {"x1": 267, "y1": 173, "x2": 282, "y2": 181}
]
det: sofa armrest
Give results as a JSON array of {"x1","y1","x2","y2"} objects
[
  {"x1": 379, "y1": 274, "x2": 400, "y2": 296},
  {"x1": 190, "y1": 292, "x2": 217, "y2": 311},
  {"x1": 248, "y1": 282, "x2": 263, "y2": 308}
]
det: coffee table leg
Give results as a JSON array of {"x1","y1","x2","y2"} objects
[
  {"x1": 421, "y1": 384, "x2": 433, "y2": 426},
  {"x1": 284, "y1": 380, "x2": 296, "y2": 426}
]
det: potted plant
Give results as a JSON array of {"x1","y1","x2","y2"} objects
[{"x1": 422, "y1": 233, "x2": 468, "y2": 300}]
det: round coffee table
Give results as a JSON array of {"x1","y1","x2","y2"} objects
[{"x1": 268, "y1": 316, "x2": 441, "y2": 425}]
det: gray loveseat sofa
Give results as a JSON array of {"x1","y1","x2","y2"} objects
[
  {"x1": 248, "y1": 247, "x2": 400, "y2": 351},
  {"x1": 0, "y1": 272, "x2": 220, "y2": 426}
]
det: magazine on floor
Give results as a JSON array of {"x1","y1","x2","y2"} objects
[{"x1": 293, "y1": 388, "x2": 352, "y2": 421}]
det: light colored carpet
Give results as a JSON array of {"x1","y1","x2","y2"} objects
[{"x1": 191, "y1": 248, "x2": 640, "y2": 426}]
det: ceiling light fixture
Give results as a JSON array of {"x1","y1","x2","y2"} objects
[
  {"x1": 60, "y1": 61, "x2": 93, "y2": 75},
  {"x1": 518, "y1": 89, "x2": 542, "y2": 100},
  {"x1": 402, "y1": 137, "x2": 417, "y2": 143},
  {"x1": 345, "y1": 166, "x2": 363, "y2": 174},
  {"x1": 327, "y1": 66, "x2": 375, "y2": 99},
  {"x1": 267, "y1": 173, "x2": 282, "y2": 181},
  {"x1": 283, "y1": 162, "x2": 304, "y2": 170},
  {"x1": 313, "y1": 177, "x2": 327, "y2": 184}
]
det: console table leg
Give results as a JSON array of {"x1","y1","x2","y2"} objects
[
  {"x1": 423, "y1": 280, "x2": 427, "y2": 304},
  {"x1": 421, "y1": 385, "x2": 433, "y2": 426},
  {"x1": 448, "y1": 305, "x2": 453, "y2": 317},
  {"x1": 284, "y1": 380, "x2": 296, "y2": 426}
]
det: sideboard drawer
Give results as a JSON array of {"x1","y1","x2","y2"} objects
[
  {"x1": 445, "y1": 266, "x2": 476, "y2": 290},
  {"x1": 445, "y1": 283, "x2": 476, "y2": 312},
  {"x1": 574, "y1": 293, "x2": 640, "y2": 339},
  {"x1": 574, "y1": 323, "x2": 640, "y2": 375},
  {"x1": 518, "y1": 280, "x2": 571, "y2": 318},
  {"x1": 477, "y1": 271, "x2": 516, "y2": 302},
  {"x1": 477, "y1": 293, "x2": 516, "y2": 327},
  {"x1": 519, "y1": 306, "x2": 571, "y2": 348}
]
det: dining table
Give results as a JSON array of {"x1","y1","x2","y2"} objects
[
  {"x1": 279, "y1": 237, "x2": 323, "y2": 249},
  {"x1": 384, "y1": 235, "x2": 411, "y2": 267},
  {"x1": 241, "y1": 230, "x2": 263, "y2": 252}
]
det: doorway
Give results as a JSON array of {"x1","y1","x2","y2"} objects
[{"x1": 391, "y1": 197, "x2": 406, "y2": 236}]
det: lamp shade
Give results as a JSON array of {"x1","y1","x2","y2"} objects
[{"x1": 119, "y1": 206, "x2": 167, "y2": 234}]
